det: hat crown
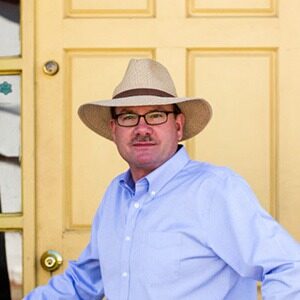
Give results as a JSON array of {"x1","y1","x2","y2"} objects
[{"x1": 112, "y1": 59, "x2": 178, "y2": 98}]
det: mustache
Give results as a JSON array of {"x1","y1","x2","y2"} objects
[{"x1": 131, "y1": 134, "x2": 154, "y2": 143}]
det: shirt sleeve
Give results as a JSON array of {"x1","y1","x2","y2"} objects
[
  {"x1": 23, "y1": 205, "x2": 105, "y2": 300},
  {"x1": 206, "y1": 172, "x2": 300, "y2": 299}
]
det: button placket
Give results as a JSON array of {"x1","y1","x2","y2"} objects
[{"x1": 119, "y1": 186, "x2": 147, "y2": 300}]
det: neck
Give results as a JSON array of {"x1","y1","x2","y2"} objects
[{"x1": 130, "y1": 167, "x2": 155, "y2": 182}]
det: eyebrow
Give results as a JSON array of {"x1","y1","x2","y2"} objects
[{"x1": 116, "y1": 107, "x2": 166, "y2": 114}]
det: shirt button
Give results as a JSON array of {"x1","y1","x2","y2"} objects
[
  {"x1": 134, "y1": 202, "x2": 140, "y2": 209},
  {"x1": 150, "y1": 191, "x2": 156, "y2": 196},
  {"x1": 122, "y1": 272, "x2": 128, "y2": 277},
  {"x1": 125, "y1": 236, "x2": 131, "y2": 241}
]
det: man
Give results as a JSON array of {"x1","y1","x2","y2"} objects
[{"x1": 24, "y1": 59, "x2": 300, "y2": 299}]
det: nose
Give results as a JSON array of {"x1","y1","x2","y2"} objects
[{"x1": 133, "y1": 115, "x2": 153, "y2": 135}]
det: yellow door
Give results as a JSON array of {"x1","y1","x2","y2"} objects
[{"x1": 33, "y1": 0, "x2": 300, "y2": 297}]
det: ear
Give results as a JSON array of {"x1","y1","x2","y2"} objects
[
  {"x1": 175, "y1": 113, "x2": 185, "y2": 141},
  {"x1": 110, "y1": 119, "x2": 117, "y2": 142}
]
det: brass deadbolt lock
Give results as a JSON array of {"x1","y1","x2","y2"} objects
[
  {"x1": 43, "y1": 60, "x2": 59, "y2": 76},
  {"x1": 40, "y1": 250, "x2": 63, "y2": 272}
]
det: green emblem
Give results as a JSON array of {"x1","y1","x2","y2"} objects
[{"x1": 0, "y1": 81, "x2": 13, "y2": 95}]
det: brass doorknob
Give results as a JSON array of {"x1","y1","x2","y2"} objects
[{"x1": 40, "y1": 250, "x2": 63, "y2": 272}]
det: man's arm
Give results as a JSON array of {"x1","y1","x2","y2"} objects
[{"x1": 207, "y1": 173, "x2": 300, "y2": 299}]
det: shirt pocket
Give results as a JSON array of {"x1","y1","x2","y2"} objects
[{"x1": 141, "y1": 232, "x2": 182, "y2": 285}]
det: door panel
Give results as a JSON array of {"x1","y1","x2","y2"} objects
[
  {"x1": 66, "y1": 0, "x2": 154, "y2": 17},
  {"x1": 65, "y1": 50, "x2": 152, "y2": 229},
  {"x1": 187, "y1": 49, "x2": 277, "y2": 213},
  {"x1": 189, "y1": 0, "x2": 275, "y2": 16}
]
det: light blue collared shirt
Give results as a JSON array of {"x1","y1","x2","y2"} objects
[{"x1": 24, "y1": 146, "x2": 300, "y2": 299}]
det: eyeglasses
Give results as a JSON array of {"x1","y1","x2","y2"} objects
[{"x1": 114, "y1": 111, "x2": 176, "y2": 127}]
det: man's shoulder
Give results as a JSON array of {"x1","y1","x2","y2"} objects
[{"x1": 185, "y1": 159, "x2": 239, "y2": 181}]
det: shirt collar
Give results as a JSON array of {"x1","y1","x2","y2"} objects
[
  {"x1": 119, "y1": 170, "x2": 135, "y2": 195},
  {"x1": 119, "y1": 145, "x2": 190, "y2": 199}
]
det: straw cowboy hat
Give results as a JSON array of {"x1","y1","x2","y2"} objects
[{"x1": 78, "y1": 58, "x2": 212, "y2": 141}]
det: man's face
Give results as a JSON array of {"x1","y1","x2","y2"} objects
[{"x1": 110, "y1": 104, "x2": 185, "y2": 181}]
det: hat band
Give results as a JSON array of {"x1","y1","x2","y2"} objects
[{"x1": 113, "y1": 88, "x2": 175, "y2": 99}]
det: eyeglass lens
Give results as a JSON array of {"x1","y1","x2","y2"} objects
[{"x1": 117, "y1": 111, "x2": 173, "y2": 127}]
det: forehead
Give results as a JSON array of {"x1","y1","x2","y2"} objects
[{"x1": 115, "y1": 104, "x2": 174, "y2": 114}]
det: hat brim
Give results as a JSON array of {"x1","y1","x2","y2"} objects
[{"x1": 78, "y1": 96, "x2": 212, "y2": 141}]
